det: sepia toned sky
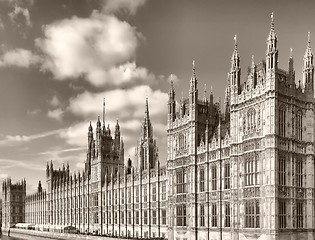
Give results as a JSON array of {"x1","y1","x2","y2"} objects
[{"x1": 0, "y1": 0, "x2": 314, "y2": 194}]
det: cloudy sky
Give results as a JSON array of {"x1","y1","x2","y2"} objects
[{"x1": 0, "y1": 0, "x2": 314, "y2": 194}]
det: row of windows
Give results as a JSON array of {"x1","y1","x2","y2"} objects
[
  {"x1": 279, "y1": 200, "x2": 304, "y2": 229},
  {"x1": 279, "y1": 108, "x2": 303, "y2": 140},
  {"x1": 51, "y1": 209, "x2": 168, "y2": 226},
  {"x1": 278, "y1": 157, "x2": 303, "y2": 187}
]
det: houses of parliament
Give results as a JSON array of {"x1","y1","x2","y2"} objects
[{"x1": 2, "y1": 15, "x2": 315, "y2": 240}]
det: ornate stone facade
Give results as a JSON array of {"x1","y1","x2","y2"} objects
[
  {"x1": 2, "y1": 14, "x2": 315, "y2": 240},
  {"x1": 166, "y1": 15, "x2": 315, "y2": 240}
]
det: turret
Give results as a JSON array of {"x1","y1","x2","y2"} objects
[
  {"x1": 37, "y1": 181, "x2": 42, "y2": 193},
  {"x1": 250, "y1": 55, "x2": 257, "y2": 88},
  {"x1": 189, "y1": 60, "x2": 198, "y2": 105},
  {"x1": 288, "y1": 48, "x2": 295, "y2": 86},
  {"x1": 266, "y1": 12, "x2": 278, "y2": 74},
  {"x1": 303, "y1": 32, "x2": 314, "y2": 91},
  {"x1": 230, "y1": 35, "x2": 241, "y2": 96},
  {"x1": 46, "y1": 162, "x2": 49, "y2": 177},
  {"x1": 168, "y1": 75, "x2": 176, "y2": 122},
  {"x1": 114, "y1": 120, "x2": 120, "y2": 152},
  {"x1": 127, "y1": 157, "x2": 132, "y2": 175}
]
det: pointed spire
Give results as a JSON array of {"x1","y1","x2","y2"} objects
[
  {"x1": 232, "y1": 34, "x2": 239, "y2": 59},
  {"x1": 203, "y1": 84, "x2": 207, "y2": 102},
  {"x1": 145, "y1": 96, "x2": 150, "y2": 120},
  {"x1": 234, "y1": 34, "x2": 238, "y2": 51},
  {"x1": 97, "y1": 115, "x2": 101, "y2": 127},
  {"x1": 192, "y1": 60, "x2": 196, "y2": 77},
  {"x1": 88, "y1": 121, "x2": 93, "y2": 132},
  {"x1": 251, "y1": 55, "x2": 255, "y2": 68},
  {"x1": 103, "y1": 98, "x2": 105, "y2": 126},
  {"x1": 305, "y1": 32, "x2": 313, "y2": 57},
  {"x1": 107, "y1": 124, "x2": 111, "y2": 135},
  {"x1": 290, "y1": 48, "x2": 293, "y2": 58},
  {"x1": 190, "y1": 60, "x2": 198, "y2": 93},
  {"x1": 268, "y1": 12, "x2": 276, "y2": 39}
]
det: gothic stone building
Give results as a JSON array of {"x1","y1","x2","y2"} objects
[
  {"x1": 23, "y1": 98, "x2": 168, "y2": 238},
  {"x1": 1, "y1": 178, "x2": 26, "y2": 228},
  {"x1": 166, "y1": 16, "x2": 314, "y2": 240},
  {"x1": 2, "y1": 15, "x2": 315, "y2": 240}
]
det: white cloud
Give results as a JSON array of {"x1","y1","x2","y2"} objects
[
  {"x1": 8, "y1": 4, "x2": 32, "y2": 27},
  {"x1": 0, "y1": 129, "x2": 64, "y2": 146},
  {"x1": 47, "y1": 108, "x2": 64, "y2": 121},
  {"x1": 102, "y1": 0, "x2": 147, "y2": 15},
  {"x1": 36, "y1": 12, "x2": 146, "y2": 86},
  {"x1": 0, "y1": 48, "x2": 40, "y2": 68},
  {"x1": 58, "y1": 122, "x2": 89, "y2": 147},
  {"x1": 68, "y1": 85, "x2": 168, "y2": 120}
]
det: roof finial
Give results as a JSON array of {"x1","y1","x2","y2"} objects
[
  {"x1": 103, "y1": 98, "x2": 105, "y2": 125},
  {"x1": 270, "y1": 12, "x2": 275, "y2": 32},
  {"x1": 234, "y1": 34, "x2": 237, "y2": 48},
  {"x1": 290, "y1": 48, "x2": 293, "y2": 58},
  {"x1": 145, "y1": 96, "x2": 149, "y2": 120},
  {"x1": 251, "y1": 55, "x2": 255, "y2": 67},
  {"x1": 204, "y1": 84, "x2": 207, "y2": 102},
  {"x1": 308, "y1": 32, "x2": 311, "y2": 45}
]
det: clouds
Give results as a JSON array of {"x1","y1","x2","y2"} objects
[
  {"x1": 0, "y1": 129, "x2": 64, "y2": 146},
  {"x1": 102, "y1": 0, "x2": 147, "y2": 15},
  {"x1": 36, "y1": 12, "x2": 145, "y2": 86},
  {"x1": 68, "y1": 85, "x2": 167, "y2": 120},
  {"x1": 8, "y1": 4, "x2": 32, "y2": 27},
  {"x1": 0, "y1": 48, "x2": 40, "y2": 67}
]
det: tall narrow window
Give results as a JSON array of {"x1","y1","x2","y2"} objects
[
  {"x1": 199, "y1": 168, "x2": 205, "y2": 192},
  {"x1": 279, "y1": 107, "x2": 286, "y2": 137},
  {"x1": 296, "y1": 159, "x2": 303, "y2": 187},
  {"x1": 245, "y1": 200, "x2": 260, "y2": 228},
  {"x1": 212, "y1": 204, "x2": 217, "y2": 227},
  {"x1": 152, "y1": 210, "x2": 157, "y2": 225},
  {"x1": 135, "y1": 186, "x2": 139, "y2": 203},
  {"x1": 225, "y1": 203, "x2": 231, "y2": 227},
  {"x1": 144, "y1": 210, "x2": 148, "y2": 225},
  {"x1": 143, "y1": 185, "x2": 147, "y2": 202},
  {"x1": 279, "y1": 156, "x2": 286, "y2": 186},
  {"x1": 152, "y1": 183, "x2": 156, "y2": 202},
  {"x1": 279, "y1": 200, "x2": 286, "y2": 229},
  {"x1": 161, "y1": 181, "x2": 166, "y2": 201},
  {"x1": 176, "y1": 169, "x2": 186, "y2": 194},
  {"x1": 296, "y1": 111, "x2": 303, "y2": 141},
  {"x1": 161, "y1": 209, "x2": 166, "y2": 225},
  {"x1": 200, "y1": 205, "x2": 205, "y2": 227},
  {"x1": 296, "y1": 201, "x2": 303, "y2": 228},
  {"x1": 176, "y1": 204, "x2": 186, "y2": 226},
  {"x1": 121, "y1": 211, "x2": 124, "y2": 224},
  {"x1": 128, "y1": 187, "x2": 131, "y2": 204},
  {"x1": 224, "y1": 163, "x2": 231, "y2": 189},
  {"x1": 121, "y1": 189, "x2": 124, "y2": 204},
  {"x1": 128, "y1": 211, "x2": 131, "y2": 224},
  {"x1": 212, "y1": 165, "x2": 217, "y2": 190},
  {"x1": 135, "y1": 211, "x2": 139, "y2": 225},
  {"x1": 244, "y1": 154, "x2": 257, "y2": 186}
]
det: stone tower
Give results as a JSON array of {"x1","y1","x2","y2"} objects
[
  {"x1": 2, "y1": 178, "x2": 26, "y2": 229},
  {"x1": 135, "y1": 98, "x2": 159, "y2": 171}
]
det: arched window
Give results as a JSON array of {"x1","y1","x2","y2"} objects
[
  {"x1": 279, "y1": 105, "x2": 286, "y2": 137},
  {"x1": 178, "y1": 133, "x2": 185, "y2": 150},
  {"x1": 296, "y1": 111, "x2": 303, "y2": 141}
]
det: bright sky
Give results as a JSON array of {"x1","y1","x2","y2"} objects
[{"x1": 0, "y1": 0, "x2": 314, "y2": 194}]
